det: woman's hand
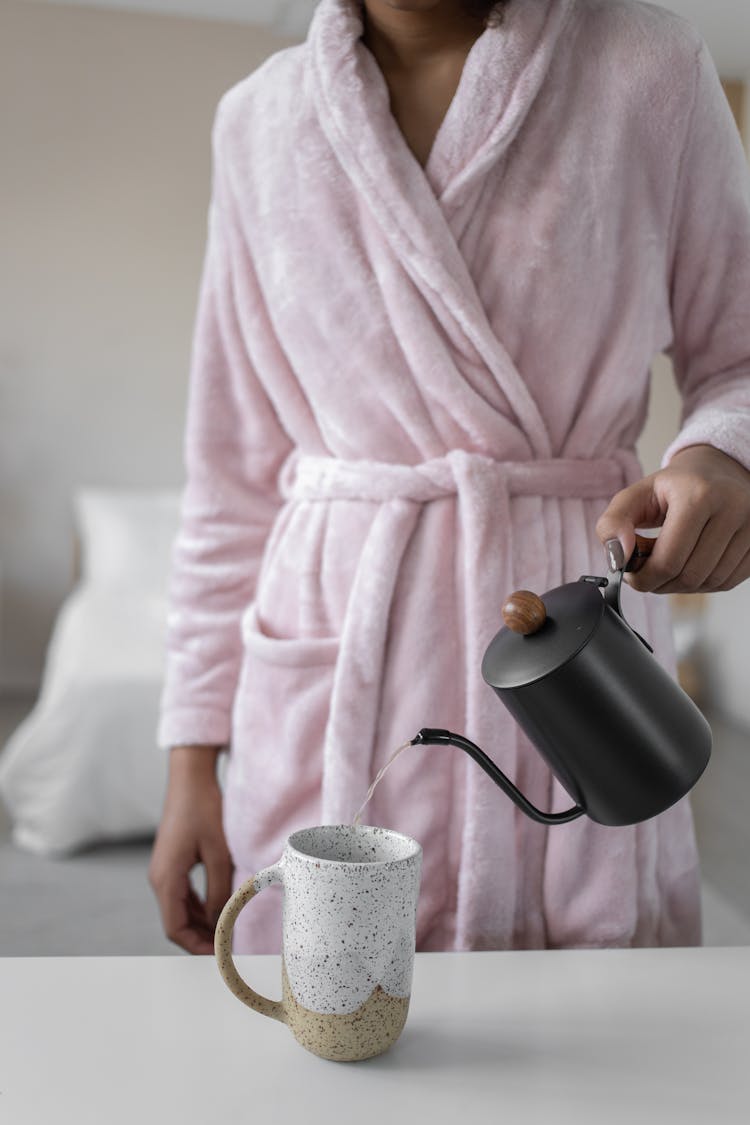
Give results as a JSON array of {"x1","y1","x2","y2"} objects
[
  {"x1": 596, "y1": 444, "x2": 750, "y2": 594},
  {"x1": 148, "y1": 746, "x2": 234, "y2": 955}
]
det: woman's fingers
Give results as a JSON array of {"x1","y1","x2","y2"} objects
[
  {"x1": 598, "y1": 446, "x2": 750, "y2": 595},
  {"x1": 642, "y1": 511, "x2": 739, "y2": 594},
  {"x1": 203, "y1": 842, "x2": 234, "y2": 928},
  {"x1": 156, "y1": 871, "x2": 215, "y2": 955},
  {"x1": 692, "y1": 521, "x2": 750, "y2": 592},
  {"x1": 710, "y1": 545, "x2": 750, "y2": 592},
  {"x1": 622, "y1": 504, "x2": 710, "y2": 594},
  {"x1": 149, "y1": 746, "x2": 231, "y2": 955},
  {"x1": 596, "y1": 475, "x2": 662, "y2": 570}
]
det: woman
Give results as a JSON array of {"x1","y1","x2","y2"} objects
[{"x1": 149, "y1": 0, "x2": 750, "y2": 955}]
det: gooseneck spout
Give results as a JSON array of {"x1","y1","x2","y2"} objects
[{"x1": 411, "y1": 729, "x2": 585, "y2": 826}]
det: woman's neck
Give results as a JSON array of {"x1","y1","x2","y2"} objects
[{"x1": 360, "y1": 0, "x2": 487, "y2": 72}]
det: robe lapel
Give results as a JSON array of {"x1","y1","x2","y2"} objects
[
  {"x1": 307, "y1": 0, "x2": 577, "y2": 459},
  {"x1": 424, "y1": 0, "x2": 576, "y2": 208}
]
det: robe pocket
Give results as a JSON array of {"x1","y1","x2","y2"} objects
[
  {"x1": 239, "y1": 601, "x2": 340, "y2": 666},
  {"x1": 230, "y1": 602, "x2": 339, "y2": 809}
]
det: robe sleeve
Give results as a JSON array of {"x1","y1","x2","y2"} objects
[
  {"x1": 660, "y1": 37, "x2": 750, "y2": 473},
  {"x1": 157, "y1": 98, "x2": 294, "y2": 751}
]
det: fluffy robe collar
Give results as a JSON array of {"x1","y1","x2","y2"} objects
[
  {"x1": 305, "y1": 0, "x2": 578, "y2": 456},
  {"x1": 306, "y1": 0, "x2": 577, "y2": 206}
]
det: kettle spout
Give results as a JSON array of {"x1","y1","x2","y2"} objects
[{"x1": 411, "y1": 728, "x2": 585, "y2": 826}]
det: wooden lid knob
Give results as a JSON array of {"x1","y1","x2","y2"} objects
[{"x1": 501, "y1": 590, "x2": 547, "y2": 635}]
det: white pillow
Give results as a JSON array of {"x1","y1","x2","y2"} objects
[
  {"x1": 0, "y1": 489, "x2": 184, "y2": 854},
  {"x1": 74, "y1": 489, "x2": 182, "y2": 589}
]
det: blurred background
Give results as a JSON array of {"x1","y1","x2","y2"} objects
[{"x1": 1, "y1": 0, "x2": 749, "y2": 954}]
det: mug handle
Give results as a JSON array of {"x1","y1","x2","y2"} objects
[{"x1": 214, "y1": 863, "x2": 286, "y2": 1023}]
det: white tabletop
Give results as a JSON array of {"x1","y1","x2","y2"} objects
[{"x1": 1, "y1": 947, "x2": 748, "y2": 1125}]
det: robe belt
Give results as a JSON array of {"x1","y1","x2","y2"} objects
[{"x1": 278, "y1": 448, "x2": 640, "y2": 833}]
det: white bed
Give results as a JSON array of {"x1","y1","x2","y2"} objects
[{"x1": 0, "y1": 490, "x2": 180, "y2": 855}]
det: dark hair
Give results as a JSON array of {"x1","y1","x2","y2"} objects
[{"x1": 458, "y1": 0, "x2": 512, "y2": 28}]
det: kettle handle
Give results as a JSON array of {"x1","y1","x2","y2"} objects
[
  {"x1": 583, "y1": 570, "x2": 653, "y2": 654},
  {"x1": 411, "y1": 729, "x2": 585, "y2": 825},
  {"x1": 624, "y1": 532, "x2": 656, "y2": 573},
  {"x1": 596, "y1": 532, "x2": 654, "y2": 613},
  {"x1": 597, "y1": 534, "x2": 655, "y2": 653}
]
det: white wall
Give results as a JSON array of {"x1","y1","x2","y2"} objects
[
  {"x1": 28, "y1": 0, "x2": 750, "y2": 80},
  {"x1": 0, "y1": 1, "x2": 299, "y2": 688},
  {"x1": 28, "y1": 0, "x2": 318, "y2": 41}
]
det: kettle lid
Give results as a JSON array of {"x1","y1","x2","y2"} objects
[{"x1": 481, "y1": 579, "x2": 605, "y2": 690}]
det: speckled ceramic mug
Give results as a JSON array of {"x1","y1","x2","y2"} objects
[{"x1": 214, "y1": 824, "x2": 422, "y2": 1062}]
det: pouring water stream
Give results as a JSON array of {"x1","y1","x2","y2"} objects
[{"x1": 351, "y1": 739, "x2": 414, "y2": 827}]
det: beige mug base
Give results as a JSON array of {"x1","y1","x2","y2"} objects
[{"x1": 282, "y1": 960, "x2": 410, "y2": 1062}]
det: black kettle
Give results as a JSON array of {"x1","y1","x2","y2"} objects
[{"x1": 412, "y1": 535, "x2": 712, "y2": 827}]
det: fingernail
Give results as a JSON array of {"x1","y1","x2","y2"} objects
[{"x1": 605, "y1": 538, "x2": 625, "y2": 572}]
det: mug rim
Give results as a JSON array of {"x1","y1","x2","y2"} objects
[{"x1": 286, "y1": 823, "x2": 422, "y2": 867}]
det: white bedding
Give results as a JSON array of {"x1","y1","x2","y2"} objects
[
  {"x1": 0, "y1": 490, "x2": 181, "y2": 855},
  {"x1": 0, "y1": 588, "x2": 168, "y2": 854}
]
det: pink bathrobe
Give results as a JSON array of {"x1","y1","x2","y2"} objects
[{"x1": 158, "y1": 0, "x2": 750, "y2": 952}]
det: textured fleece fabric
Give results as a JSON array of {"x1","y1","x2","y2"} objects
[{"x1": 157, "y1": 0, "x2": 750, "y2": 952}]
